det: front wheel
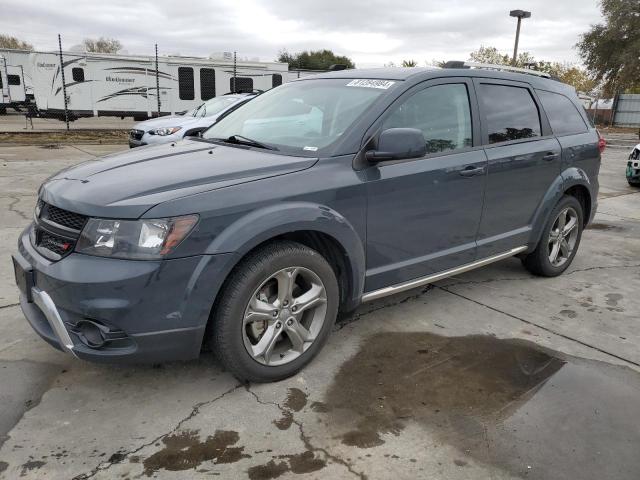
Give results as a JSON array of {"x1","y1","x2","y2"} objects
[
  {"x1": 521, "y1": 195, "x2": 584, "y2": 277},
  {"x1": 211, "y1": 241, "x2": 339, "y2": 383}
]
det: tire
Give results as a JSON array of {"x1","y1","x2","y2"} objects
[
  {"x1": 628, "y1": 180, "x2": 640, "y2": 188},
  {"x1": 211, "y1": 241, "x2": 339, "y2": 383},
  {"x1": 521, "y1": 195, "x2": 584, "y2": 277}
]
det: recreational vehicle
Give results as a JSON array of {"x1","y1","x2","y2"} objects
[
  {"x1": 0, "y1": 54, "x2": 27, "y2": 113},
  {"x1": 30, "y1": 51, "x2": 289, "y2": 120}
]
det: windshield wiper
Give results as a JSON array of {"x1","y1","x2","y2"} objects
[{"x1": 224, "y1": 135, "x2": 278, "y2": 151}]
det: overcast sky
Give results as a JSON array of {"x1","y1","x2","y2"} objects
[{"x1": 0, "y1": 0, "x2": 603, "y2": 66}]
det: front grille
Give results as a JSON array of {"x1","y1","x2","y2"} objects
[
  {"x1": 42, "y1": 203, "x2": 87, "y2": 231},
  {"x1": 38, "y1": 231, "x2": 74, "y2": 256},
  {"x1": 33, "y1": 200, "x2": 87, "y2": 260},
  {"x1": 130, "y1": 129, "x2": 144, "y2": 140}
]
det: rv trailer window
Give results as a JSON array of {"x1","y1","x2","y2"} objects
[
  {"x1": 230, "y1": 77, "x2": 253, "y2": 93},
  {"x1": 178, "y1": 67, "x2": 195, "y2": 100},
  {"x1": 272, "y1": 74, "x2": 282, "y2": 88},
  {"x1": 7, "y1": 75, "x2": 21, "y2": 86},
  {"x1": 72, "y1": 68, "x2": 85, "y2": 82},
  {"x1": 0, "y1": 75, "x2": 3, "y2": 88},
  {"x1": 200, "y1": 68, "x2": 216, "y2": 100}
]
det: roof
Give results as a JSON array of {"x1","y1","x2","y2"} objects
[{"x1": 303, "y1": 66, "x2": 574, "y2": 94}]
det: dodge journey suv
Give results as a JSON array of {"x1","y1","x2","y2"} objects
[{"x1": 13, "y1": 64, "x2": 601, "y2": 382}]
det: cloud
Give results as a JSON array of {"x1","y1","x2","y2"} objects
[{"x1": 0, "y1": 0, "x2": 603, "y2": 66}]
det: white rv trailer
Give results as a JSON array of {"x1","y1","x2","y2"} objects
[
  {"x1": 30, "y1": 51, "x2": 289, "y2": 120},
  {"x1": 0, "y1": 48, "x2": 33, "y2": 98},
  {"x1": 0, "y1": 54, "x2": 28, "y2": 112}
]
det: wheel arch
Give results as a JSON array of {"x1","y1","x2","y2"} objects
[
  {"x1": 205, "y1": 202, "x2": 366, "y2": 313},
  {"x1": 529, "y1": 169, "x2": 594, "y2": 250}
]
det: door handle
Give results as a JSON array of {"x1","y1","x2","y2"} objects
[
  {"x1": 543, "y1": 152, "x2": 559, "y2": 161},
  {"x1": 459, "y1": 166, "x2": 485, "y2": 177}
]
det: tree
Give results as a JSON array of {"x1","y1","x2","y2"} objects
[
  {"x1": 401, "y1": 59, "x2": 418, "y2": 67},
  {"x1": 469, "y1": 45, "x2": 536, "y2": 68},
  {"x1": 82, "y1": 37, "x2": 122, "y2": 54},
  {"x1": 0, "y1": 34, "x2": 33, "y2": 50},
  {"x1": 277, "y1": 49, "x2": 355, "y2": 70},
  {"x1": 467, "y1": 46, "x2": 597, "y2": 94},
  {"x1": 577, "y1": 0, "x2": 640, "y2": 96}
]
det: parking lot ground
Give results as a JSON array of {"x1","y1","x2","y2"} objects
[{"x1": 0, "y1": 144, "x2": 639, "y2": 480}]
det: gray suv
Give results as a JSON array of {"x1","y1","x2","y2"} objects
[{"x1": 12, "y1": 65, "x2": 601, "y2": 382}]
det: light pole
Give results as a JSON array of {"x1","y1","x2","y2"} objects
[{"x1": 510, "y1": 10, "x2": 531, "y2": 66}]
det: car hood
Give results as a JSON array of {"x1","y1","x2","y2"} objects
[
  {"x1": 133, "y1": 115, "x2": 200, "y2": 131},
  {"x1": 40, "y1": 140, "x2": 318, "y2": 218}
]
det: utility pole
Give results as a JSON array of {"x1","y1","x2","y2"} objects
[
  {"x1": 57, "y1": 34, "x2": 69, "y2": 131},
  {"x1": 233, "y1": 51, "x2": 237, "y2": 93},
  {"x1": 155, "y1": 44, "x2": 161, "y2": 117},
  {"x1": 510, "y1": 10, "x2": 531, "y2": 66}
]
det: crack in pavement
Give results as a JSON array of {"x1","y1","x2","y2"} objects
[
  {"x1": 245, "y1": 386, "x2": 368, "y2": 480},
  {"x1": 71, "y1": 383, "x2": 243, "y2": 479},
  {"x1": 0, "y1": 303, "x2": 20, "y2": 310},
  {"x1": 7, "y1": 195, "x2": 30, "y2": 221},
  {"x1": 437, "y1": 285, "x2": 640, "y2": 369}
]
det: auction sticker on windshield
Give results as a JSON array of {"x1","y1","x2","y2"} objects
[{"x1": 346, "y1": 79, "x2": 395, "y2": 89}]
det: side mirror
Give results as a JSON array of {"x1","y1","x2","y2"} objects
[{"x1": 365, "y1": 128, "x2": 426, "y2": 163}]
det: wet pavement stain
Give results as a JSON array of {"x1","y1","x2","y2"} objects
[
  {"x1": 586, "y1": 222, "x2": 623, "y2": 231},
  {"x1": 605, "y1": 293, "x2": 624, "y2": 307},
  {"x1": 19, "y1": 459, "x2": 46, "y2": 476},
  {"x1": 283, "y1": 388, "x2": 308, "y2": 412},
  {"x1": 247, "y1": 459, "x2": 289, "y2": 480},
  {"x1": 248, "y1": 451, "x2": 325, "y2": 479},
  {"x1": 142, "y1": 429, "x2": 250, "y2": 476},
  {"x1": 323, "y1": 332, "x2": 640, "y2": 480},
  {"x1": 272, "y1": 410, "x2": 293, "y2": 430}
]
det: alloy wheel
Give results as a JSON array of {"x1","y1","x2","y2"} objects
[
  {"x1": 547, "y1": 206, "x2": 579, "y2": 267},
  {"x1": 242, "y1": 266, "x2": 328, "y2": 366}
]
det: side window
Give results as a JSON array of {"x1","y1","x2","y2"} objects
[
  {"x1": 72, "y1": 67, "x2": 85, "y2": 83},
  {"x1": 480, "y1": 84, "x2": 541, "y2": 144},
  {"x1": 230, "y1": 77, "x2": 253, "y2": 93},
  {"x1": 7, "y1": 74, "x2": 21, "y2": 86},
  {"x1": 382, "y1": 83, "x2": 472, "y2": 153},
  {"x1": 200, "y1": 68, "x2": 215, "y2": 100},
  {"x1": 178, "y1": 67, "x2": 195, "y2": 100},
  {"x1": 272, "y1": 74, "x2": 283, "y2": 88},
  {"x1": 536, "y1": 90, "x2": 588, "y2": 136}
]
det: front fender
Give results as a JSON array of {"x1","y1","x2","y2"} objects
[{"x1": 206, "y1": 201, "x2": 366, "y2": 306}]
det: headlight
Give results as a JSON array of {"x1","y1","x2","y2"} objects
[
  {"x1": 76, "y1": 215, "x2": 198, "y2": 260},
  {"x1": 149, "y1": 127, "x2": 182, "y2": 136}
]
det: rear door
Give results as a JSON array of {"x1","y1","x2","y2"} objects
[
  {"x1": 474, "y1": 78, "x2": 561, "y2": 257},
  {"x1": 364, "y1": 78, "x2": 487, "y2": 291}
]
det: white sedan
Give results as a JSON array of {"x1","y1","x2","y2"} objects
[{"x1": 129, "y1": 93, "x2": 256, "y2": 148}]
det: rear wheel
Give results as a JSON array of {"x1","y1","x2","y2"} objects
[
  {"x1": 521, "y1": 195, "x2": 584, "y2": 277},
  {"x1": 211, "y1": 241, "x2": 339, "y2": 383}
]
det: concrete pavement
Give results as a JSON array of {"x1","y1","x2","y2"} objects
[{"x1": 0, "y1": 143, "x2": 639, "y2": 480}]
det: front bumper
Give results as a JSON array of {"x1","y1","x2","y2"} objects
[
  {"x1": 14, "y1": 226, "x2": 237, "y2": 363},
  {"x1": 627, "y1": 159, "x2": 640, "y2": 184},
  {"x1": 129, "y1": 131, "x2": 182, "y2": 148}
]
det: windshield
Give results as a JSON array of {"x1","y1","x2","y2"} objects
[
  {"x1": 202, "y1": 78, "x2": 393, "y2": 155},
  {"x1": 188, "y1": 96, "x2": 241, "y2": 118}
]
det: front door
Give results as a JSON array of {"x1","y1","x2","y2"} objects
[
  {"x1": 473, "y1": 79, "x2": 561, "y2": 257},
  {"x1": 364, "y1": 79, "x2": 487, "y2": 292}
]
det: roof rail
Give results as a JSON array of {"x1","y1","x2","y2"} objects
[{"x1": 443, "y1": 61, "x2": 551, "y2": 79}]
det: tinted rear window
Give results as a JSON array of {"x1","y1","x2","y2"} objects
[
  {"x1": 8, "y1": 74, "x2": 21, "y2": 86},
  {"x1": 480, "y1": 84, "x2": 541, "y2": 144},
  {"x1": 178, "y1": 67, "x2": 195, "y2": 100},
  {"x1": 537, "y1": 90, "x2": 588, "y2": 136},
  {"x1": 200, "y1": 68, "x2": 216, "y2": 100}
]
